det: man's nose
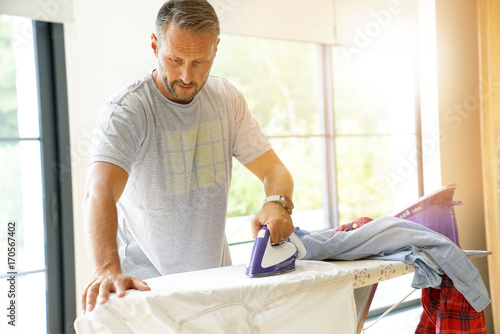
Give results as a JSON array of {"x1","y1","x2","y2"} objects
[{"x1": 179, "y1": 64, "x2": 194, "y2": 84}]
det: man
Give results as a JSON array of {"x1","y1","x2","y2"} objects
[{"x1": 81, "y1": 0, "x2": 295, "y2": 313}]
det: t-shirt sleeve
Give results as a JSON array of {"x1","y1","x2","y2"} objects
[
  {"x1": 229, "y1": 84, "x2": 272, "y2": 165},
  {"x1": 89, "y1": 101, "x2": 145, "y2": 174}
]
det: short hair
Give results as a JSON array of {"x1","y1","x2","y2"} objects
[{"x1": 155, "y1": 0, "x2": 220, "y2": 44}]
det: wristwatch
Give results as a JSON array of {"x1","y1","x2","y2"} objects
[{"x1": 263, "y1": 195, "x2": 294, "y2": 215}]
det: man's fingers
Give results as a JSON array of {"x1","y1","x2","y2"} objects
[
  {"x1": 252, "y1": 217, "x2": 290, "y2": 244},
  {"x1": 114, "y1": 279, "x2": 127, "y2": 297},
  {"x1": 80, "y1": 280, "x2": 93, "y2": 312},
  {"x1": 84, "y1": 281, "x2": 101, "y2": 313},
  {"x1": 81, "y1": 280, "x2": 98, "y2": 313},
  {"x1": 80, "y1": 290, "x2": 88, "y2": 313},
  {"x1": 98, "y1": 280, "x2": 111, "y2": 304},
  {"x1": 250, "y1": 218, "x2": 262, "y2": 239},
  {"x1": 80, "y1": 274, "x2": 150, "y2": 314},
  {"x1": 267, "y1": 222, "x2": 284, "y2": 244},
  {"x1": 132, "y1": 278, "x2": 151, "y2": 291},
  {"x1": 252, "y1": 200, "x2": 294, "y2": 243}
]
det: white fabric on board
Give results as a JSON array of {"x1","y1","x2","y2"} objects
[{"x1": 74, "y1": 260, "x2": 356, "y2": 334}]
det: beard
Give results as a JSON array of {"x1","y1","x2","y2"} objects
[
  {"x1": 161, "y1": 76, "x2": 199, "y2": 103},
  {"x1": 157, "y1": 61, "x2": 208, "y2": 103}
]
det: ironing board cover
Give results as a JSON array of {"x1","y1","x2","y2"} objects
[{"x1": 74, "y1": 261, "x2": 356, "y2": 334}]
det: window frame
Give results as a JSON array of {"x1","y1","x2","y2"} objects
[
  {"x1": 317, "y1": 44, "x2": 339, "y2": 229},
  {"x1": 35, "y1": 20, "x2": 76, "y2": 333}
]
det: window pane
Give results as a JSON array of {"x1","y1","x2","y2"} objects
[
  {"x1": 20, "y1": 141, "x2": 45, "y2": 271},
  {"x1": 332, "y1": 47, "x2": 416, "y2": 136},
  {"x1": 0, "y1": 142, "x2": 23, "y2": 223},
  {"x1": 269, "y1": 137, "x2": 325, "y2": 231},
  {"x1": 227, "y1": 161, "x2": 265, "y2": 219},
  {"x1": 0, "y1": 272, "x2": 47, "y2": 332},
  {"x1": 224, "y1": 136, "x2": 326, "y2": 242},
  {"x1": 227, "y1": 242, "x2": 252, "y2": 266},
  {"x1": 225, "y1": 136, "x2": 326, "y2": 243},
  {"x1": 211, "y1": 34, "x2": 320, "y2": 136},
  {"x1": 0, "y1": 141, "x2": 45, "y2": 272},
  {"x1": 0, "y1": 15, "x2": 19, "y2": 137},
  {"x1": 0, "y1": 15, "x2": 40, "y2": 138},
  {"x1": 213, "y1": 34, "x2": 325, "y2": 250},
  {"x1": 336, "y1": 135, "x2": 419, "y2": 224},
  {"x1": 225, "y1": 135, "x2": 326, "y2": 267}
]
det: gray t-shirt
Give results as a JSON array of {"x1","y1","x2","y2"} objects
[{"x1": 90, "y1": 73, "x2": 271, "y2": 279}]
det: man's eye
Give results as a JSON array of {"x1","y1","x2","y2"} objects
[{"x1": 170, "y1": 58, "x2": 181, "y2": 63}]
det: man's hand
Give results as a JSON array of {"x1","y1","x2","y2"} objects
[
  {"x1": 251, "y1": 201, "x2": 294, "y2": 244},
  {"x1": 81, "y1": 271, "x2": 151, "y2": 314},
  {"x1": 244, "y1": 149, "x2": 295, "y2": 244}
]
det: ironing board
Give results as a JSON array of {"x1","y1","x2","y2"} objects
[
  {"x1": 74, "y1": 184, "x2": 490, "y2": 333},
  {"x1": 327, "y1": 259, "x2": 415, "y2": 289},
  {"x1": 74, "y1": 260, "x2": 360, "y2": 334},
  {"x1": 328, "y1": 259, "x2": 416, "y2": 330},
  {"x1": 74, "y1": 260, "x2": 418, "y2": 333}
]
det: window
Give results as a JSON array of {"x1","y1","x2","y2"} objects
[
  {"x1": 211, "y1": 35, "x2": 422, "y2": 265},
  {"x1": 332, "y1": 46, "x2": 421, "y2": 223},
  {"x1": 211, "y1": 35, "x2": 326, "y2": 261},
  {"x1": 0, "y1": 15, "x2": 75, "y2": 333}
]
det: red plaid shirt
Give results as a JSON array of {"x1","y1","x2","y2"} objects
[
  {"x1": 416, "y1": 274, "x2": 487, "y2": 333},
  {"x1": 331, "y1": 217, "x2": 374, "y2": 236}
]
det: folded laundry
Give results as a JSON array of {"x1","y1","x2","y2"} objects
[{"x1": 293, "y1": 216, "x2": 490, "y2": 312}]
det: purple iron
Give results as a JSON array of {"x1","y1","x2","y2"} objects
[
  {"x1": 246, "y1": 226, "x2": 307, "y2": 278},
  {"x1": 390, "y1": 183, "x2": 462, "y2": 245}
]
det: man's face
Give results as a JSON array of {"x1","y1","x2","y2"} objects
[{"x1": 151, "y1": 24, "x2": 219, "y2": 104}]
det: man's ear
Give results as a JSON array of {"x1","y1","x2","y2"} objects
[
  {"x1": 151, "y1": 33, "x2": 159, "y2": 57},
  {"x1": 214, "y1": 37, "x2": 220, "y2": 57}
]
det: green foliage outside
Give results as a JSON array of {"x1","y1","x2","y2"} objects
[
  {"x1": 332, "y1": 46, "x2": 417, "y2": 223},
  {"x1": 213, "y1": 35, "x2": 319, "y2": 137},
  {"x1": 0, "y1": 15, "x2": 24, "y2": 263},
  {"x1": 0, "y1": 15, "x2": 19, "y2": 137},
  {"x1": 211, "y1": 35, "x2": 323, "y2": 218},
  {"x1": 212, "y1": 35, "x2": 419, "y2": 222},
  {"x1": 335, "y1": 136, "x2": 394, "y2": 224}
]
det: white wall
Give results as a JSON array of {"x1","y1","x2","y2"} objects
[{"x1": 64, "y1": 0, "x2": 162, "y2": 310}]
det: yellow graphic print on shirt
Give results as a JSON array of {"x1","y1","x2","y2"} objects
[{"x1": 164, "y1": 122, "x2": 226, "y2": 195}]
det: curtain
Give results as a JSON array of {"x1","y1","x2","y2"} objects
[
  {"x1": 208, "y1": 0, "x2": 335, "y2": 44},
  {"x1": 208, "y1": 0, "x2": 418, "y2": 49},
  {"x1": 478, "y1": 0, "x2": 500, "y2": 331}
]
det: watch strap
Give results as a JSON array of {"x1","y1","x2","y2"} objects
[{"x1": 263, "y1": 195, "x2": 293, "y2": 214}]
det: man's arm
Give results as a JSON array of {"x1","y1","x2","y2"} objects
[
  {"x1": 244, "y1": 149, "x2": 294, "y2": 244},
  {"x1": 81, "y1": 161, "x2": 150, "y2": 313}
]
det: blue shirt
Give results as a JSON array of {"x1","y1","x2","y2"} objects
[{"x1": 294, "y1": 216, "x2": 490, "y2": 312}]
